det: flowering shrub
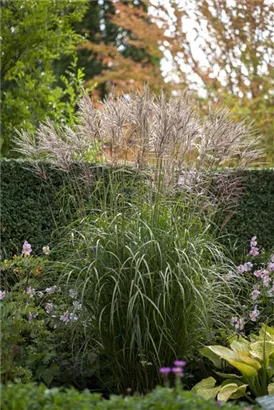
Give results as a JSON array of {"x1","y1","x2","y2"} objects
[
  {"x1": 229, "y1": 236, "x2": 274, "y2": 334},
  {"x1": 0, "y1": 241, "x2": 86, "y2": 385}
]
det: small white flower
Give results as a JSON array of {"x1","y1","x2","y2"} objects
[
  {"x1": 73, "y1": 300, "x2": 82, "y2": 310},
  {"x1": 251, "y1": 289, "x2": 261, "y2": 300},
  {"x1": 26, "y1": 287, "x2": 35, "y2": 297},
  {"x1": 42, "y1": 246, "x2": 50, "y2": 255},
  {"x1": 69, "y1": 312, "x2": 78, "y2": 321},
  {"x1": 69, "y1": 289, "x2": 78, "y2": 299},
  {"x1": 45, "y1": 285, "x2": 57, "y2": 294}
]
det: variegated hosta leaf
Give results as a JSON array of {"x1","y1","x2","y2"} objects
[
  {"x1": 217, "y1": 382, "x2": 248, "y2": 402},
  {"x1": 250, "y1": 341, "x2": 274, "y2": 363},
  {"x1": 226, "y1": 359, "x2": 258, "y2": 377},
  {"x1": 192, "y1": 377, "x2": 221, "y2": 400},
  {"x1": 268, "y1": 382, "x2": 274, "y2": 394}
]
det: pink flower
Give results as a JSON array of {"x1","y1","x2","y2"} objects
[
  {"x1": 263, "y1": 274, "x2": 271, "y2": 287},
  {"x1": 249, "y1": 306, "x2": 260, "y2": 322},
  {"x1": 60, "y1": 310, "x2": 70, "y2": 324},
  {"x1": 254, "y1": 269, "x2": 264, "y2": 278},
  {"x1": 171, "y1": 367, "x2": 184, "y2": 376},
  {"x1": 231, "y1": 316, "x2": 244, "y2": 331},
  {"x1": 0, "y1": 290, "x2": 6, "y2": 300},
  {"x1": 173, "y1": 360, "x2": 187, "y2": 367},
  {"x1": 251, "y1": 289, "x2": 261, "y2": 300},
  {"x1": 45, "y1": 302, "x2": 54, "y2": 314},
  {"x1": 249, "y1": 247, "x2": 259, "y2": 256},
  {"x1": 159, "y1": 367, "x2": 171, "y2": 374},
  {"x1": 22, "y1": 240, "x2": 32, "y2": 256}
]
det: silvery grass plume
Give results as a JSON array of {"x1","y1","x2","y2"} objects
[{"x1": 13, "y1": 86, "x2": 263, "y2": 202}]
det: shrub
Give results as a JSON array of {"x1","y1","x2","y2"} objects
[
  {"x1": 221, "y1": 169, "x2": 274, "y2": 255},
  {"x1": 0, "y1": 382, "x2": 256, "y2": 410},
  {"x1": 0, "y1": 159, "x2": 142, "y2": 258}
]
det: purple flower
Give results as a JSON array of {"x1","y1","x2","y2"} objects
[
  {"x1": 45, "y1": 302, "x2": 54, "y2": 314},
  {"x1": 28, "y1": 312, "x2": 38, "y2": 321},
  {"x1": 159, "y1": 367, "x2": 171, "y2": 374},
  {"x1": 45, "y1": 285, "x2": 57, "y2": 294},
  {"x1": 217, "y1": 400, "x2": 223, "y2": 406},
  {"x1": 60, "y1": 310, "x2": 70, "y2": 324},
  {"x1": 22, "y1": 241, "x2": 32, "y2": 256},
  {"x1": 268, "y1": 262, "x2": 274, "y2": 271},
  {"x1": 0, "y1": 290, "x2": 6, "y2": 300},
  {"x1": 173, "y1": 360, "x2": 187, "y2": 367}
]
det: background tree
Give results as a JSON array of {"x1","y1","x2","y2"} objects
[
  {"x1": 1, "y1": 0, "x2": 88, "y2": 157},
  {"x1": 155, "y1": 0, "x2": 274, "y2": 164},
  {"x1": 76, "y1": 0, "x2": 166, "y2": 98}
]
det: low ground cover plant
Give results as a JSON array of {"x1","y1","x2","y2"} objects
[
  {"x1": 0, "y1": 382, "x2": 257, "y2": 410},
  {"x1": 0, "y1": 242, "x2": 93, "y2": 386}
]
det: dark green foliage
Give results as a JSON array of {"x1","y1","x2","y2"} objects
[
  {"x1": 0, "y1": 160, "x2": 142, "y2": 258},
  {"x1": 222, "y1": 169, "x2": 274, "y2": 255},
  {"x1": 0, "y1": 0, "x2": 88, "y2": 157},
  {"x1": 0, "y1": 382, "x2": 255, "y2": 410}
]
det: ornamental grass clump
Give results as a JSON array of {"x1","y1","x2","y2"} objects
[{"x1": 12, "y1": 87, "x2": 264, "y2": 393}]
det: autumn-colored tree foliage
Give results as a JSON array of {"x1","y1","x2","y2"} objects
[
  {"x1": 156, "y1": 0, "x2": 274, "y2": 164},
  {"x1": 78, "y1": 0, "x2": 166, "y2": 98}
]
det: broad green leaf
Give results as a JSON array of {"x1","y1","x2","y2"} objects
[
  {"x1": 250, "y1": 341, "x2": 274, "y2": 362},
  {"x1": 217, "y1": 383, "x2": 247, "y2": 402},
  {"x1": 227, "y1": 359, "x2": 258, "y2": 377},
  {"x1": 237, "y1": 352, "x2": 261, "y2": 370},
  {"x1": 200, "y1": 345, "x2": 237, "y2": 368},
  {"x1": 192, "y1": 377, "x2": 221, "y2": 400},
  {"x1": 215, "y1": 371, "x2": 243, "y2": 380},
  {"x1": 230, "y1": 340, "x2": 250, "y2": 354}
]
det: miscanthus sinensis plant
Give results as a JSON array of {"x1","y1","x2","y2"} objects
[{"x1": 13, "y1": 87, "x2": 263, "y2": 393}]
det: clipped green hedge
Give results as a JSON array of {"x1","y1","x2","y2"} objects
[
  {"x1": 0, "y1": 383, "x2": 256, "y2": 410},
  {"x1": 1, "y1": 160, "x2": 274, "y2": 258},
  {"x1": 223, "y1": 169, "x2": 274, "y2": 254},
  {"x1": 0, "y1": 160, "x2": 141, "y2": 258}
]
